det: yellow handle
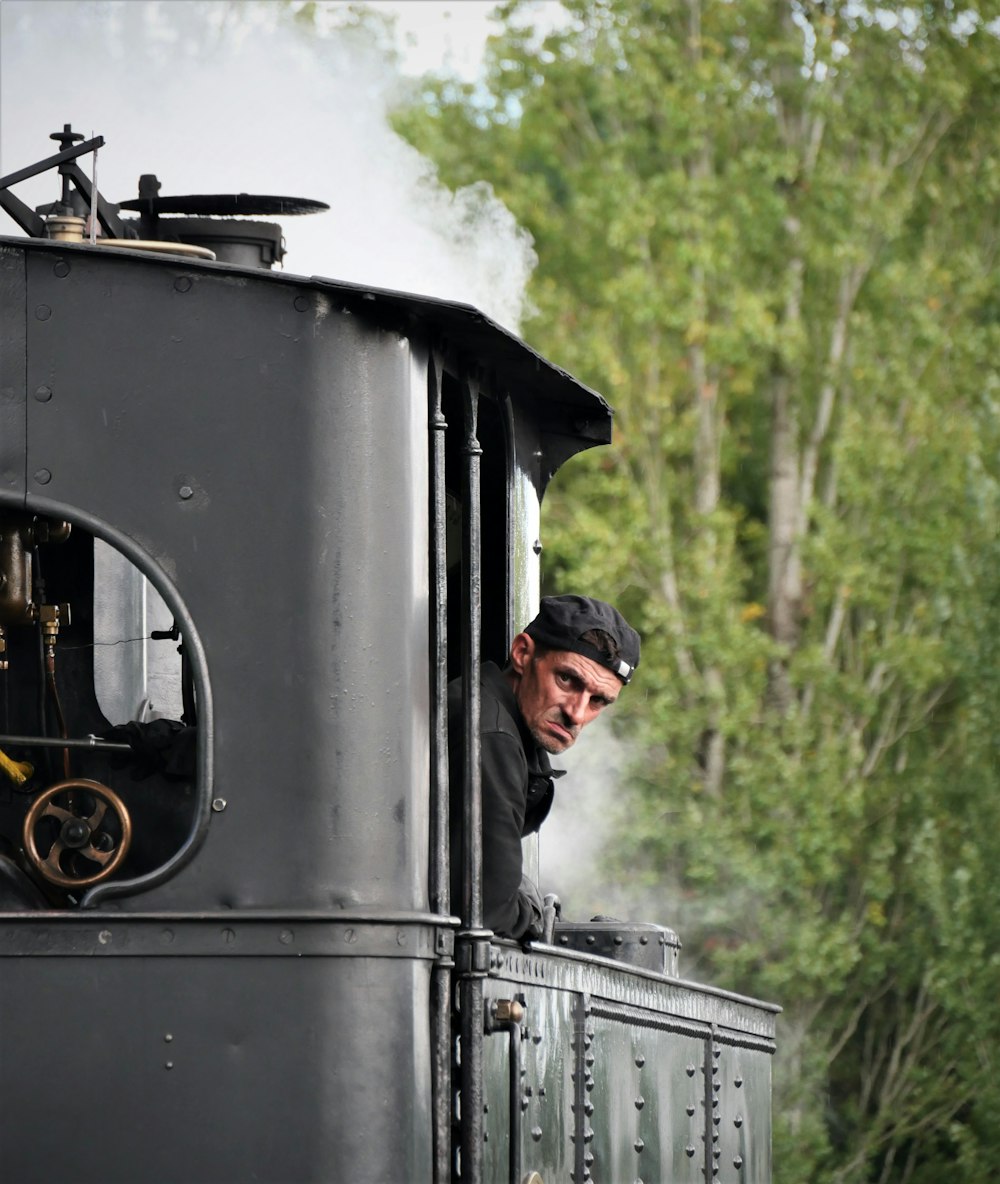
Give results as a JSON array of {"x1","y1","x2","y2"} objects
[{"x1": 0, "y1": 748, "x2": 33, "y2": 786}]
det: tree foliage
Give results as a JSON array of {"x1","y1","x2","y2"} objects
[{"x1": 392, "y1": 2, "x2": 1000, "y2": 1179}]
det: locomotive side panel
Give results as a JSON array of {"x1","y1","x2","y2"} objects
[
  {"x1": 480, "y1": 948, "x2": 777, "y2": 1184},
  {"x1": 0, "y1": 918, "x2": 435, "y2": 1183}
]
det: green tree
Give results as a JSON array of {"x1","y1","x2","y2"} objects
[{"x1": 393, "y1": 2, "x2": 1000, "y2": 1179}]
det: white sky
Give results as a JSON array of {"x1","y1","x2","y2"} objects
[{"x1": 372, "y1": 0, "x2": 507, "y2": 79}]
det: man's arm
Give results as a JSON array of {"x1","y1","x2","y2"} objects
[{"x1": 480, "y1": 730, "x2": 542, "y2": 939}]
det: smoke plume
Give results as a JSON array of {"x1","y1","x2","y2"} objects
[{"x1": 0, "y1": 0, "x2": 537, "y2": 332}]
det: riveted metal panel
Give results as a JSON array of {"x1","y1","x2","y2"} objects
[
  {"x1": 483, "y1": 982, "x2": 578, "y2": 1183},
  {"x1": 587, "y1": 1017, "x2": 706, "y2": 1184},
  {"x1": 481, "y1": 943, "x2": 775, "y2": 1184},
  {"x1": 0, "y1": 947, "x2": 433, "y2": 1183},
  {"x1": 714, "y1": 1040, "x2": 773, "y2": 1184}
]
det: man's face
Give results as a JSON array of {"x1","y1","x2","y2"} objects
[{"x1": 508, "y1": 634, "x2": 622, "y2": 755}]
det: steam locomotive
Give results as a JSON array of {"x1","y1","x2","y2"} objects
[{"x1": 0, "y1": 127, "x2": 777, "y2": 1183}]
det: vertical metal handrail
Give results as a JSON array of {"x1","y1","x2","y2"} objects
[
  {"x1": 458, "y1": 366, "x2": 487, "y2": 1184},
  {"x1": 428, "y1": 347, "x2": 450, "y2": 918},
  {"x1": 460, "y1": 367, "x2": 483, "y2": 933},
  {"x1": 428, "y1": 347, "x2": 453, "y2": 1184}
]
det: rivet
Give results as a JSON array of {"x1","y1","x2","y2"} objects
[
  {"x1": 734, "y1": 1157, "x2": 743, "y2": 1169},
  {"x1": 98, "y1": 929, "x2": 111, "y2": 945},
  {"x1": 34, "y1": 469, "x2": 52, "y2": 485},
  {"x1": 164, "y1": 1034, "x2": 173, "y2": 1043},
  {"x1": 211, "y1": 798, "x2": 227, "y2": 812},
  {"x1": 54, "y1": 260, "x2": 70, "y2": 278},
  {"x1": 585, "y1": 1054, "x2": 595, "y2": 1067},
  {"x1": 687, "y1": 1104, "x2": 695, "y2": 1116},
  {"x1": 635, "y1": 1053, "x2": 645, "y2": 1068},
  {"x1": 584, "y1": 1153, "x2": 594, "y2": 1167},
  {"x1": 735, "y1": 1076, "x2": 743, "y2": 1088},
  {"x1": 160, "y1": 928, "x2": 174, "y2": 945},
  {"x1": 532, "y1": 538, "x2": 543, "y2": 555},
  {"x1": 33, "y1": 385, "x2": 52, "y2": 402},
  {"x1": 345, "y1": 929, "x2": 357, "y2": 943},
  {"x1": 279, "y1": 929, "x2": 294, "y2": 945},
  {"x1": 713, "y1": 1048, "x2": 722, "y2": 1059},
  {"x1": 174, "y1": 276, "x2": 192, "y2": 293},
  {"x1": 584, "y1": 1101, "x2": 594, "y2": 1117},
  {"x1": 178, "y1": 485, "x2": 194, "y2": 500},
  {"x1": 634, "y1": 1138, "x2": 645, "y2": 1153},
  {"x1": 293, "y1": 294, "x2": 310, "y2": 312},
  {"x1": 713, "y1": 1115, "x2": 721, "y2": 1126},
  {"x1": 639, "y1": 934, "x2": 649, "y2": 944},
  {"x1": 165, "y1": 1061, "x2": 174, "y2": 1070},
  {"x1": 686, "y1": 1064, "x2": 696, "y2": 1077},
  {"x1": 222, "y1": 928, "x2": 235, "y2": 944},
  {"x1": 734, "y1": 1114, "x2": 744, "y2": 1128},
  {"x1": 635, "y1": 1096, "x2": 644, "y2": 1110},
  {"x1": 34, "y1": 304, "x2": 52, "y2": 320},
  {"x1": 685, "y1": 1146, "x2": 695, "y2": 1158},
  {"x1": 613, "y1": 935, "x2": 623, "y2": 945},
  {"x1": 531, "y1": 1126, "x2": 542, "y2": 1142},
  {"x1": 586, "y1": 935, "x2": 596, "y2": 945}
]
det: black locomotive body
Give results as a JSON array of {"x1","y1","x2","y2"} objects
[{"x1": 0, "y1": 133, "x2": 777, "y2": 1183}]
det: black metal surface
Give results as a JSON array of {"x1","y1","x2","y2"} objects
[
  {"x1": 0, "y1": 948, "x2": 434, "y2": 1183},
  {"x1": 118, "y1": 192, "x2": 329, "y2": 216},
  {"x1": 429, "y1": 347, "x2": 450, "y2": 918},
  {"x1": 555, "y1": 917, "x2": 682, "y2": 976},
  {"x1": 0, "y1": 247, "x2": 26, "y2": 497}
]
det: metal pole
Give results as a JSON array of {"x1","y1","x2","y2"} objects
[
  {"x1": 428, "y1": 347, "x2": 453, "y2": 1184},
  {"x1": 458, "y1": 367, "x2": 486, "y2": 1184}
]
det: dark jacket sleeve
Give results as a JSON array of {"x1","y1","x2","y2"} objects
[{"x1": 480, "y1": 729, "x2": 538, "y2": 939}]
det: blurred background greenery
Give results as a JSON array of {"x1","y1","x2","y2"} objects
[{"x1": 383, "y1": 3, "x2": 1000, "y2": 1179}]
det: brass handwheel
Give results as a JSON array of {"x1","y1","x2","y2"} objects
[{"x1": 23, "y1": 779, "x2": 132, "y2": 888}]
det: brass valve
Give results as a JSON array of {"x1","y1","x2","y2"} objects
[
  {"x1": 39, "y1": 602, "x2": 71, "y2": 644},
  {"x1": 493, "y1": 999, "x2": 525, "y2": 1025}
]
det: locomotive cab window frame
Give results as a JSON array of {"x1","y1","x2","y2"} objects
[{"x1": 0, "y1": 502, "x2": 213, "y2": 910}]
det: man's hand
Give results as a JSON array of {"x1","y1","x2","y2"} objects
[{"x1": 517, "y1": 874, "x2": 545, "y2": 941}]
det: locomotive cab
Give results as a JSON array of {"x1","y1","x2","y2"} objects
[{"x1": 0, "y1": 129, "x2": 777, "y2": 1184}]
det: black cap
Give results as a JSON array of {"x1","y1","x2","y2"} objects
[{"x1": 524, "y1": 595, "x2": 640, "y2": 684}]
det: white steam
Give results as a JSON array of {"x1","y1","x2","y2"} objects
[
  {"x1": 541, "y1": 715, "x2": 645, "y2": 920},
  {"x1": 0, "y1": 0, "x2": 537, "y2": 332}
]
